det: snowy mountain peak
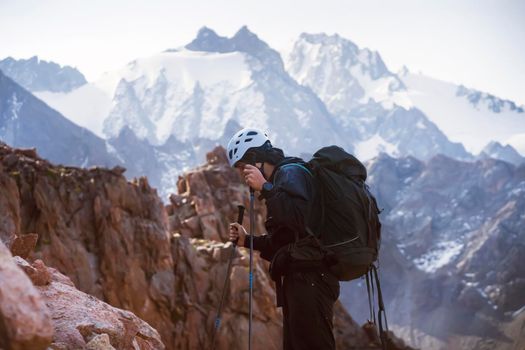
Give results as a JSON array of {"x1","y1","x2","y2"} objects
[
  {"x1": 185, "y1": 26, "x2": 228, "y2": 52},
  {"x1": 286, "y1": 32, "x2": 408, "y2": 113},
  {"x1": 185, "y1": 26, "x2": 284, "y2": 73},
  {"x1": 0, "y1": 56, "x2": 87, "y2": 93},
  {"x1": 28, "y1": 55, "x2": 40, "y2": 63},
  {"x1": 298, "y1": 32, "x2": 351, "y2": 48},
  {"x1": 233, "y1": 25, "x2": 256, "y2": 40},
  {"x1": 292, "y1": 32, "x2": 393, "y2": 80}
]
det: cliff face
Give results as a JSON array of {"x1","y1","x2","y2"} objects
[
  {"x1": 0, "y1": 142, "x2": 176, "y2": 346},
  {"x1": 0, "y1": 142, "x2": 408, "y2": 349}
]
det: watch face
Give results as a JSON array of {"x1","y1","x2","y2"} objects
[{"x1": 263, "y1": 182, "x2": 272, "y2": 192}]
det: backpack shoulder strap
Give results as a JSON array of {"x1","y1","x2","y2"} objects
[
  {"x1": 280, "y1": 163, "x2": 313, "y2": 177},
  {"x1": 279, "y1": 163, "x2": 317, "y2": 239}
]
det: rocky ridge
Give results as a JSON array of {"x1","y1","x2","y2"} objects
[
  {"x1": 0, "y1": 56, "x2": 87, "y2": 93},
  {"x1": 0, "y1": 69, "x2": 118, "y2": 169}
]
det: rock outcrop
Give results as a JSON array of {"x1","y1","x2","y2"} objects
[
  {"x1": 0, "y1": 240, "x2": 53, "y2": 350},
  {"x1": 0, "y1": 238, "x2": 164, "y2": 350},
  {"x1": 23, "y1": 254, "x2": 164, "y2": 349},
  {"x1": 0, "y1": 142, "x2": 410, "y2": 349}
]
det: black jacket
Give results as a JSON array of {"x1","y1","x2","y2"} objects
[{"x1": 243, "y1": 157, "x2": 316, "y2": 262}]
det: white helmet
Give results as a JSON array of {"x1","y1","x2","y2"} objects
[{"x1": 226, "y1": 128, "x2": 270, "y2": 167}]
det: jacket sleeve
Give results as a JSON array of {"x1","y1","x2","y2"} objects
[{"x1": 243, "y1": 166, "x2": 315, "y2": 261}]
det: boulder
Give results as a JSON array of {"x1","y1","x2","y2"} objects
[{"x1": 0, "y1": 240, "x2": 54, "y2": 350}]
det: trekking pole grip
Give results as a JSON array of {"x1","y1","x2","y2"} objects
[
  {"x1": 234, "y1": 205, "x2": 245, "y2": 246},
  {"x1": 237, "y1": 205, "x2": 245, "y2": 224}
]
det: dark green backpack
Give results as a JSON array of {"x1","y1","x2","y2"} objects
[{"x1": 306, "y1": 145, "x2": 382, "y2": 281}]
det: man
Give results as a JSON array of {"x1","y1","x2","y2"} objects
[{"x1": 227, "y1": 128, "x2": 340, "y2": 350}]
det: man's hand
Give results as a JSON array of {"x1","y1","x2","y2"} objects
[
  {"x1": 242, "y1": 164, "x2": 266, "y2": 191},
  {"x1": 229, "y1": 222, "x2": 247, "y2": 246}
]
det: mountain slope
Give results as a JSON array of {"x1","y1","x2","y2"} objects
[
  {"x1": 399, "y1": 70, "x2": 525, "y2": 155},
  {"x1": 0, "y1": 70, "x2": 117, "y2": 167}
]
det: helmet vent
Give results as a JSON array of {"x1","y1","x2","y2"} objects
[
  {"x1": 233, "y1": 148, "x2": 238, "y2": 155},
  {"x1": 235, "y1": 140, "x2": 240, "y2": 145},
  {"x1": 228, "y1": 150, "x2": 233, "y2": 159},
  {"x1": 238, "y1": 133, "x2": 243, "y2": 138},
  {"x1": 245, "y1": 138, "x2": 253, "y2": 142},
  {"x1": 247, "y1": 131, "x2": 258, "y2": 136}
]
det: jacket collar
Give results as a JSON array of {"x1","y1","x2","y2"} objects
[{"x1": 268, "y1": 156, "x2": 305, "y2": 183}]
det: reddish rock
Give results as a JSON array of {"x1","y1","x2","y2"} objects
[
  {"x1": 10, "y1": 232, "x2": 39, "y2": 259},
  {"x1": 14, "y1": 257, "x2": 51, "y2": 286},
  {"x1": 0, "y1": 240, "x2": 54, "y2": 350},
  {"x1": 8, "y1": 253, "x2": 163, "y2": 349},
  {"x1": 206, "y1": 146, "x2": 229, "y2": 165},
  {"x1": 36, "y1": 261, "x2": 165, "y2": 350},
  {"x1": 170, "y1": 235, "x2": 282, "y2": 350},
  {"x1": 15, "y1": 147, "x2": 38, "y2": 159},
  {"x1": 168, "y1": 147, "x2": 266, "y2": 243}
]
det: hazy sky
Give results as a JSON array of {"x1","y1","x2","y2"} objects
[{"x1": 1, "y1": 0, "x2": 524, "y2": 105}]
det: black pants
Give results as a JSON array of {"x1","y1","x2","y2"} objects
[{"x1": 282, "y1": 269, "x2": 340, "y2": 350}]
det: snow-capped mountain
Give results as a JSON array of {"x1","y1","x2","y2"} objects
[
  {"x1": 399, "y1": 69, "x2": 525, "y2": 155},
  {"x1": 287, "y1": 33, "x2": 409, "y2": 112},
  {"x1": 286, "y1": 33, "x2": 471, "y2": 161},
  {"x1": 37, "y1": 27, "x2": 345, "y2": 156},
  {"x1": 0, "y1": 56, "x2": 87, "y2": 93},
  {"x1": 0, "y1": 70, "x2": 115, "y2": 167}
]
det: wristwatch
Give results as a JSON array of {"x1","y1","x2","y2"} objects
[{"x1": 261, "y1": 182, "x2": 274, "y2": 197}]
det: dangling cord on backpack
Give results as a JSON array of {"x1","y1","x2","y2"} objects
[
  {"x1": 365, "y1": 272, "x2": 374, "y2": 325},
  {"x1": 371, "y1": 263, "x2": 389, "y2": 350}
]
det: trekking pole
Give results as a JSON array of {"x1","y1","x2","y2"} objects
[
  {"x1": 248, "y1": 188, "x2": 255, "y2": 350},
  {"x1": 211, "y1": 205, "x2": 245, "y2": 350}
]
